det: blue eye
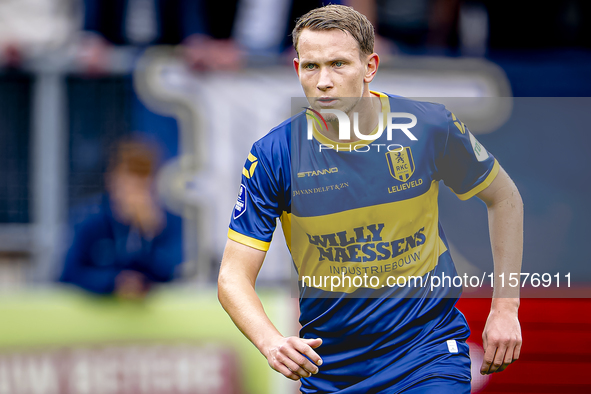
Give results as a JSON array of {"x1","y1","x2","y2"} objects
[
  {"x1": 334, "y1": 61, "x2": 344, "y2": 67},
  {"x1": 305, "y1": 64, "x2": 316, "y2": 70}
]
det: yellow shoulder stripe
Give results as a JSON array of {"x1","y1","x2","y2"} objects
[{"x1": 228, "y1": 229, "x2": 270, "y2": 251}]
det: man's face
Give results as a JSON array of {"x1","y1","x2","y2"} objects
[{"x1": 294, "y1": 29, "x2": 374, "y2": 118}]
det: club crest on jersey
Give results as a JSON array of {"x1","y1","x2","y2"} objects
[
  {"x1": 386, "y1": 147, "x2": 415, "y2": 182},
  {"x1": 233, "y1": 184, "x2": 247, "y2": 219}
]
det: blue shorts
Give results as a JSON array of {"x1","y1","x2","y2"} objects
[
  {"x1": 300, "y1": 375, "x2": 471, "y2": 394},
  {"x1": 300, "y1": 339, "x2": 472, "y2": 393},
  {"x1": 400, "y1": 376, "x2": 471, "y2": 394}
]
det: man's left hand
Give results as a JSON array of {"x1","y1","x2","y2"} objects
[{"x1": 481, "y1": 300, "x2": 522, "y2": 374}]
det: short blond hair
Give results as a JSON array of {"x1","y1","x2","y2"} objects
[{"x1": 292, "y1": 4, "x2": 375, "y2": 56}]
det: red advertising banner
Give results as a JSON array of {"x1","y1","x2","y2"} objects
[{"x1": 0, "y1": 344, "x2": 242, "y2": 394}]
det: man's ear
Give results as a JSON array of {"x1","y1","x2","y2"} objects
[
  {"x1": 293, "y1": 57, "x2": 300, "y2": 77},
  {"x1": 364, "y1": 53, "x2": 379, "y2": 83}
]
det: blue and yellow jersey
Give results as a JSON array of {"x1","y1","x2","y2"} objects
[{"x1": 229, "y1": 92, "x2": 497, "y2": 392}]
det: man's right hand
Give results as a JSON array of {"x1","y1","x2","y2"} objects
[
  {"x1": 218, "y1": 240, "x2": 322, "y2": 381},
  {"x1": 264, "y1": 336, "x2": 323, "y2": 380}
]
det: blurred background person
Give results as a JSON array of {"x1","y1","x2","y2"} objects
[
  {"x1": 345, "y1": 0, "x2": 591, "y2": 59},
  {"x1": 77, "y1": 0, "x2": 245, "y2": 73},
  {"x1": 347, "y1": 0, "x2": 461, "y2": 56},
  {"x1": 59, "y1": 137, "x2": 183, "y2": 299}
]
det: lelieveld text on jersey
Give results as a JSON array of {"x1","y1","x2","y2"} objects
[{"x1": 388, "y1": 178, "x2": 423, "y2": 193}]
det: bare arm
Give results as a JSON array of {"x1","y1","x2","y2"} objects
[
  {"x1": 218, "y1": 239, "x2": 323, "y2": 380},
  {"x1": 475, "y1": 165, "x2": 523, "y2": 374}
]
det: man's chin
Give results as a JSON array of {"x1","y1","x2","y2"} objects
[
  {"x1": 310, "y1": 103, "x2": 346, "y2": 114},
  {"x1": 309, "y1": 101, "x2": 337, "y2": 110},
  {"x1": 321, "y1": 113, "x2": 338, "y2": 122},
  {"x1": 314, "y1": 97, "x2": 361, "y2": 112}
]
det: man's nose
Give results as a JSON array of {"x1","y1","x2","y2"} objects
[{"x1": 317, "y1": 67, "x2": 333, "y2": 91}]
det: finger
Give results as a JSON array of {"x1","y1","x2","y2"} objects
[
  {"x1": 493, "y1": 350, "x2": 513, "y2": 374},
  {"x1": 490, "y1": 344, "x2": 508, "y2": 374},
  {"x1": 284, "y1": 346, "x2": 319, "y2": 375},
  {"x1": 275, "y1": 364, "x2": 301, "y2": 381},
  {"x1": 298, "y1": 339, "x2": 323, "y2": 367},
  {"x1": 503, "y1": 343, "x2": 516, "y2": 366},
  {"x1": 293, "y1": 342, "x2": 322, "y2": 373},
  {"x1": 481, "y1": 347, "x2": 497, "y2": 375},
  {"x1": 280, "y1": 352, "x2": 313, "y2": 378},
  {"x1": 302, "y1": 337, "x2": 323, "y2": 349},
  {"x1": 499, "y1": 342, "x2": 518, "y2": 373},
  {"x1": 495, "y1": 340, "x2": 522, "y2": 374},
  {"x1": 513, "y1": 341, "x2": 522, "y2": 361}
]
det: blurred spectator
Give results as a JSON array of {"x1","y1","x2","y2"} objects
[
  {"x1": 59, "y1": 137, "x2": 183, "y2": 299},
  {"x1": 346, "y1": 0, "x2": 591, "y2": 56},
  {"x1": 0, "y1": 0, "x2": 80, "y2": 68},
  {"x1": 275, "y1": 0, "x2": 460, "y2": 57},
  {"x1": 77, "y1": 0, "x2": 245, "y2": 73},
  {"x1": 346, "y1": 0, "x2": 461, "y2": 55},
  {"x1": 232, "y1": 0, "x2": 292, "y2": 57},
  {"x1": 181, "y1": 0, "x2": 245, "y2": 71}
]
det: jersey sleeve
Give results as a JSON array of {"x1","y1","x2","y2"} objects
[
  {"x1": 436, "y1": 109, "x2": 500, "y2": 200},
  {"x1": 228, "y1": 143, "x2": 282, "y2": 251}
]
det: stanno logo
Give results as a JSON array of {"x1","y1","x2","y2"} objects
[
  {"x1": 305, "y1": 108, "x2": 418, "y2": 142},
  {"x1": 297, "y1": 167, "x2": 338, "y2": 178}
]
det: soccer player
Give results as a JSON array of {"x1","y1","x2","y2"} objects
[{"x1": 218, "y1": 5, "x2": 522, "y2": 393}]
